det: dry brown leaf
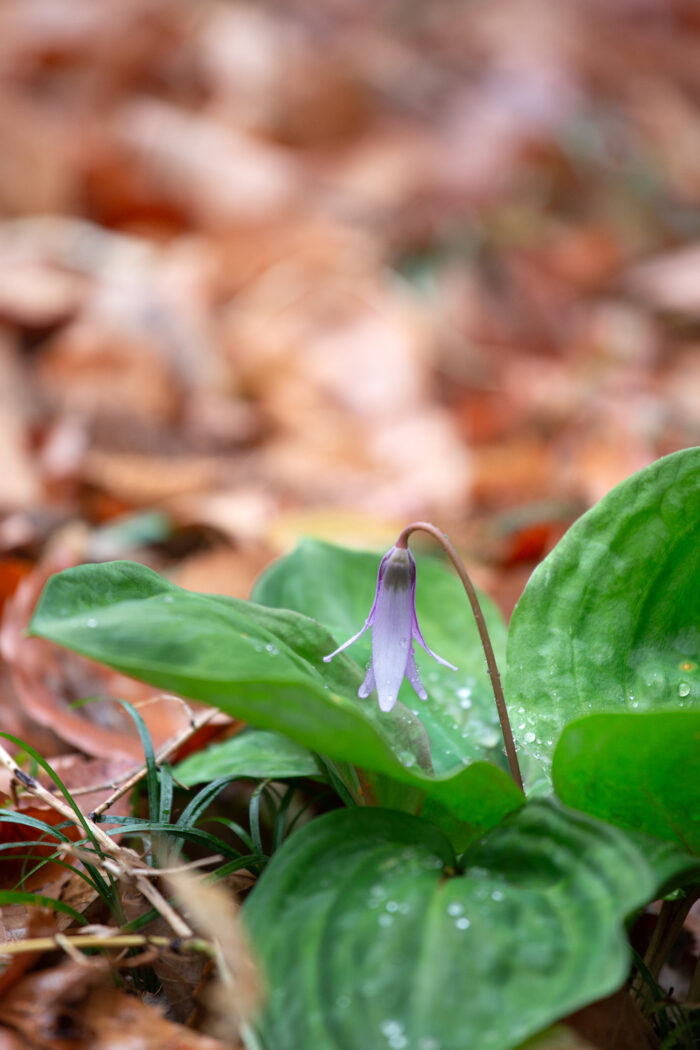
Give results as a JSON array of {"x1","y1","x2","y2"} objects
[
  {"x1": 84, "y1": 986, "x2": 234, "y2": 1050},
  {"x1": 167, "y1": 869, "x2": 261, "y2": 1044},
  {"x1": 471, "y1": 438, "x2": 558, "y2": 508},
  {"x1": 0, "y1": 95, "x2": 75, "y2": 216},
  {"x1": 627, "y1": 244, "x2": 700, "y2": 316},
  {"x1": 112, "y1": 98, "x2": 300, "y2": 228},
  {"x1": 0, "y1": 958, "x2": 232, "y2": 1050},
  {"x1": 0, "y1": 336, "x2": 41, "y2": 513},
  {"x1": 37, "y1": 321, "x2": 182, "y2": 426},
  {"x1": 0, "y1": 537, "x2": 191, "y2": 759},
  {"x1": 175, "y1": 547, "x2": 272, "y2": 601},
  {"x1": 0, "y1": 265, "x2": 85, "y2": 330},
  {"x1": 166, "y1": 488, "x2": 276, "y2": 547},
  {"x1": 567, "y1": 988, "x2": 658, "y2": 1050},
  {"x1": 662, "y1": 347, "x2": 700, "y2": 438},
  {"x1": 0, "y1": 1026, "x2": 24, "y2": 1049},
  {"x1": 201, "y1": 4, "x2": 368, "y2": 145}
]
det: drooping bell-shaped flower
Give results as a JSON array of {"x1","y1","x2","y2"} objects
[{"x1": 323, "y1": 545, "x2": 457, "y2": 713}]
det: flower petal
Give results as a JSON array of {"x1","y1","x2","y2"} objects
[
  {"x1": 411, "y1": 608, "x2": 458, "y2": 670},
  {"x1": 323, "y1": 621, "x2": 371, "y2": 662},
  {"x1": 371, "y1": 549, "x2": 414, "y2": 713},
  {"x1": 323, "y1": 551, "x2": 391, "y2": 662},
  {"x1": 404, "y1": 647, "x2": 428, "y2": 701},
  {"x1": 358, "y1": 662, "x2": 375, "y2": 699}
]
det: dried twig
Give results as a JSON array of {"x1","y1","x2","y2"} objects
[
  {"x1": 90, "y1": 705, "x2": 222, "y2": 818},
  {"x1": 0, "y1": 933, "x2": 214, "y2": 957}
]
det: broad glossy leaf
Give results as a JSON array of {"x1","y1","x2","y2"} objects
[
  {"x1": 506, "y1": 449, "x2": 700, "y2": 778},
  {"x1": 30, "y1": 561, "x2": 522, "y2": 838},
  {"x1": 244, "y1": 801, "x2": 700, "y2": 1050},
  {"x1": 175, "y1": 729, "x2": 323, "y2": 786},
  {"x1": 253, "y1": 539, "x2": 510, "y2": 776},
  {"x1": 552, "y1": 711, "x2": 700, "y2": 854}
]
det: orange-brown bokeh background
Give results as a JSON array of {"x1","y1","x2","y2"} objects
[
  {"x1": 0, "y1": 5, "x2": 699, "y2": 1042},
  {"x1": 0, "y1": 0, "x2": 699, "y2": 750}
]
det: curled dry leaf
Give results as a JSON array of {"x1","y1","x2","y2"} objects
[
  {"x1": 0, "y1": 958, "x2": 233, "y2": 1050},
  {"x1": 0, "y1": 536, "x2": 193, "y2": 759},
  {"x1": 566, "y1": 988, "x2": 658, "y2": 1050},
  {"x1": 112, "y1": 99, "x2": 300, "y2": 229},
  {"x1": 0, "y1": 910, "x2": 62, "y2": 998}
]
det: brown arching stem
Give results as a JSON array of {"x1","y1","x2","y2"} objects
[{"x1": 396, "y1": 522, "x2": 524, "y2": 792}]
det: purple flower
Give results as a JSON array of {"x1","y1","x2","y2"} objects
[{"x1": 323, "y1": 546, "x2": 457, "y2": 713}]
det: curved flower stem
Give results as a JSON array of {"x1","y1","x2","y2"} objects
[{"x1": 396, "y1": 521, "x2": 524, "y2": 792}]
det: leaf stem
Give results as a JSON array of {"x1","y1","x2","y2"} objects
[
  {"x1": 396, "y1": 522, "x2": 524, "y2": 791},
  {"x1": 688, "y1": 942, "x2": 700, "y2": 1005},
  {"x1": 641, "y1": 889, "x2": 700, "y2": 982}
]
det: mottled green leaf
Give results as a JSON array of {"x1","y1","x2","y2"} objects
[
  {"x1": 244, "y1": 800, "x2": 699, "y2": 1050},
  {"x1": 506, "y1": 449, "x2": 700, "y2": 779}
]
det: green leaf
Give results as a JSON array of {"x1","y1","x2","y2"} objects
[
  {"x1": 30, "y1": 560, "x2": 523, "y2": 840},
  {"x1": 506, "y1": 449, "x2": 700, "y2": 779},
  {"x1": 0, "y1": 890, "x2": 88, "y2": 926},
  {"x1": 243, "y1": 800, "x2": 700, "y2": 1050},
  {"x1": 175, "y1": 729, "x2": 323, "y2": 786},
  {"x1": 552, "y1": 711, "x2": 700, "y2": 854},
  {"x1": 253, "y1": 538, "x2": 510, "y2": 776}
]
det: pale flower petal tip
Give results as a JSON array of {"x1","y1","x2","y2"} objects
[{"x1": 323, "y1": 545, "x2": 456, "y2": 711}]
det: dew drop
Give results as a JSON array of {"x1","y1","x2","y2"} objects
[
  {"x1": 524, "y1": 731, "x2": 536, "y2": 744},
  {"x1": 380, "y1": 1020, "x2": 404, "y2": 1040},
  {"x1": 455, "y1": 917, "x2": 470, "y2": 930},
  {"x1": 447, "y1": 901, "x2": 463, "y2": 917},
  {"x1": 679, "y1": 682, "x2": 691, "y2": 698},
  {"x1": 86, "y1": 618, "x2": 97, "y2": 628},
  {"x1": 378, "y1": 913, "x2": 393, "y2": 927}
]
